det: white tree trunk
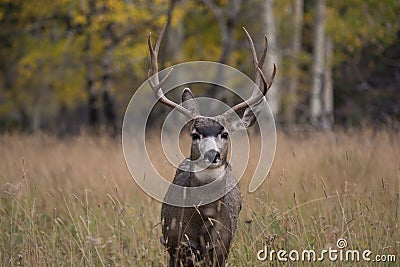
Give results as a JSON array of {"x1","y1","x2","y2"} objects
[
  {"x1": 287, "y1": 0, "x2": 304, "y2": 124},
  {"x1": 310, "y1": 0, "x2": 325, "y2": 127},
  {"x1": 168, "y1": 22, "x2": 184, "y2": 62},
  {"x1": 263, "y1": 0, "x2": 281, "y2": 118}
]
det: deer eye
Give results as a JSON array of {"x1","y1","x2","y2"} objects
[
  {"x1": 191, "y1": 133, "x2": 200, "y2": 141},
  {"x1": 221, "y1": 132, "x2": 229, "y2": 139}
]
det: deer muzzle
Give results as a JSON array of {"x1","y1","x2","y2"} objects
[{"x1": 204, "y1": 149, "x2": 221, "y2": 164}]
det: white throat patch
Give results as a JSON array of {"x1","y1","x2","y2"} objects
[{"x1": 193, "y1": 164, "x2": 227, "y2": 182}]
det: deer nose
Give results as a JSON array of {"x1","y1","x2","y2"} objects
[{"x1": 204, "y1": 149, "x2": 221, "y2": 163}]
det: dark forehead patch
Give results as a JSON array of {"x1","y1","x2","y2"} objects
[{"x1": 193, "y1": 118, "x2": 224, "y2": 137}]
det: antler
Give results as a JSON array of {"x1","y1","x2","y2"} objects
[
  {"x1": 148, "y1": 23, "x2": 195, "y2": 119},
  {"x1": 225, "y1": 27, "x2": 276, "y2": 114},
  {"x1": 148, "y1": 25, "x2": 276, "y2": 120}
]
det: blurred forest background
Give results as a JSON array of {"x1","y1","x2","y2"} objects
[{"x1": 0, "y1": 0, "x2": 399, "y2": 134}]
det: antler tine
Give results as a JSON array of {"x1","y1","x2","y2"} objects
[
  {"x1": 242, "y1": 27, "x2": 259, "y2": 70},
  {"x1": 257, "y1": 67, "x2": 269, "y2": 96},
  {"x1": 257, "y1": 63, "x2": 276, "y2": 94},
  {"x1": 228, "y1": 28, "x2": 276, "y2": 114},
  {"x1": 258, "y1": 36, "x2": 268, "y2": 70},
  {"x1": 147, "y1": 23, "x2": 195, "y2": 119},
  {"x1": 242, "y1": 28, "x2": 269, "y2": 75},
  {"x1": 268, "y1": 63, "x2": 277, "y2": 89}
]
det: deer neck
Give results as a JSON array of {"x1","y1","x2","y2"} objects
[{"x1": 190, "y1": 162, "x2": 228, "y2": 186}]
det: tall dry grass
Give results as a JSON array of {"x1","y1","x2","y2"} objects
[{"x1": 0, "y1": 130, "x2": 399, "y2": 266}]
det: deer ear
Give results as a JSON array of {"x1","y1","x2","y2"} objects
[
  {"x1": 240, "y1": 100, "x2": 264, "y2": 128},
  {"x1": 182, "y1": 88, "x2": 200, "y2": 116},
  {"x1": 240, "y1": 107, "x2": 257, "y2": 128},
  {"x1": 219, "y1": 99, "x2": 264, "y2": 131}
]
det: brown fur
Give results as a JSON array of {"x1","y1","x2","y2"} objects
[
  {"x1": 161, "y1": 116, "x2": 242, "y2": 267},
  {"x1": 161, "y1": 159, "x2": 241, "y2": 267}
]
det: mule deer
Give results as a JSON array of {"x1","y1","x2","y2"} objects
[{"x1": 148, "y1": 24, "x2": 276, "y2": 266}]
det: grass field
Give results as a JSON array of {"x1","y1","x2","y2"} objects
[{"x1": 0, "y1": 130, "x2": 399, "y2": 266}]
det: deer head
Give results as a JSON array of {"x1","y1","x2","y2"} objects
[{"x1": 148, "y1": 24, "x2": 276, "y2": 173}]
